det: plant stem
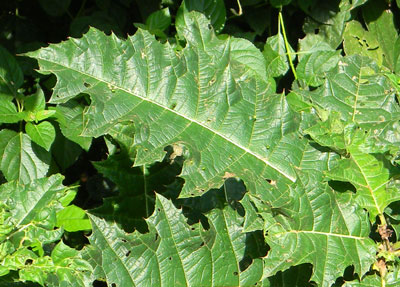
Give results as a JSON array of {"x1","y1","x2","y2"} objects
[
  {"x1": 15, "y1": 98, "x2": 23, "y2": 132},
  {"x1": 7, "y1": 222, "x2": 33, "y2": 242},
  {"x1": 16, "y1": 98, "x2": 22, "y2": 112},
  {"x1": 142, "y1": 164, "x2": 150, "y2": 217},
  {"x1": 379, "y1": 214, "x2": 387, "y2": 228},
  {"x1": 230, "y1": 0, "x2": 243, "y2": 16},
  {"x1": 223, "y1": 181, "x2": 229, "y2": 205},
  {"x1": 278, "y1": 10, "x2": 297, "y2": 80}
]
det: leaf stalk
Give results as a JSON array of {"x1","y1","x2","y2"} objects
[
  {"x1": 230, "y1": 0, "x2": 243, "y2": 16},
  {"x1": 278, "y1": 10, "x2": 297, "y2": 80}
]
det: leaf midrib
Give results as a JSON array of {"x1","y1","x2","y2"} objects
[
  {"x1": 90, "y1": 217, "x2": 136, "y2": 286},
  {"x1": 33, "y1": 56, "x2": 296, "y2": 182},
  {"x1": 162, "y1": 199, "x2": 190, "y2": 287},
  {"x1": 351, "y1": 153, "x2": 382, "y2": 215},
  {"x1": 287, "y1": 230, "x2": 367, "y2": 240},
  {"x1": 351, "y1": 59, "x2": 362, "y2": 121}
]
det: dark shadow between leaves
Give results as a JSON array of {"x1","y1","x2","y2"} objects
[
  {"x1": 173, "y1": 177, "x2": 247, "y2": 228},
  {"x1": 239, "y1": 230, "x2": 269, "y2": 272},
  {"x1": 0, "y1": 271, "x2": 42, "y2": 286},
  {"x1": 0, "y1": 171, "x2": 6, "y2": 185},
  {"x1": 332, "y1": 265, "x2": 359, "y2": 287},
  {"x1": 307, "y1": 140, "x2": 336, "y2": 153},
  {"x1": 88, "y1": 142, "x2": 271, "y2": 276},
  {"x1": 88, "y1": 145, "x2": 184, "y2": 233},
  {"x1": 92, "y1": 280, "x2": 107, "y2": 287},
  {"x1": 328, "y1": 180, "x2": 357, "y2": 193},
  {"x1": 265, "y1": 263, "x2": 315, "y2": 287},
  {"x1": 173, "y1": 177, "x2": 271, "y2": 274}
]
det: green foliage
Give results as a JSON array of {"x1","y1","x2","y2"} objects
[
  {"x1": 2, "y1": 0, "x2": 400, "y2": 286},
  {"x1": 87, "y1": 194, "x2": 263, "y2": 286},
  {"x1": 0, "y1": 130, "x2": 51, "y2": 184},
  {"x1": 0, "y1": 175, "x2": 92, "y2": 285},
  {"x1": 178, "y1": 0, "x2": 226, "y2": 33}
]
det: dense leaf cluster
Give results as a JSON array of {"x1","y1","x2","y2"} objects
[{"x1": 1, "y1": 0, "x2": 400, "y2": 286}]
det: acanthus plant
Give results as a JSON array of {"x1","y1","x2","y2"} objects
[{"x1": 1, "y1": 0, "x2": 400, "y2": 286}]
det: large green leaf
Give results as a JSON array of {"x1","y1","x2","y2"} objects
[
  {"x1": 307, "y1": 55, "x2": 400, "y2": 148},
  {"x1": 297, "y1": 34, "x2": 335, "y2": 61},
  {"x1": 87, "y1": 194, "x2": 263, "y2": 286},
  {"x1": 26, "y1": 11, "x2": 306, "y2": 199},
  {"x1": 305, "y1": 115, "x2": 400, "y2": 221},
  {"x1": 45, "y1": 241, "x2": 93, "y2": 287},
  {"x1": 327, "y1": 149, "x2": 400, "y2": 221},
  {"x1": 257, "y1": 144, "x2": 376, "y2": 287},
  {"x1": 0, "y1": 175, "x2": 65, "y2": 242},
  {"x1": 0, "y1": 130, "x2": 51, "y2": 184},
  {"x1": 296, "y1": 33, "x2": 341, "y2": 86},
  {"x1": 302, "y1": 55, "x2": 400, "y2": 221}
]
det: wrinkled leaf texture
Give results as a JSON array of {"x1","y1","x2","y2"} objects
[
  {"x1": 87, "y1": 194, "x2": 263, "y2": 286},
  {"x1": 27, "y1": 11, "x2": 305, "y2": 199},
  {"x1": 26, "y1": 11, "x2": 378, "y2": 287},
  {"x1": 303, "y1": 55, "x2": 400, "y2": 221},
  {"x1": 262, "y1": 145, "x2": 376, "y2": 286}
]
